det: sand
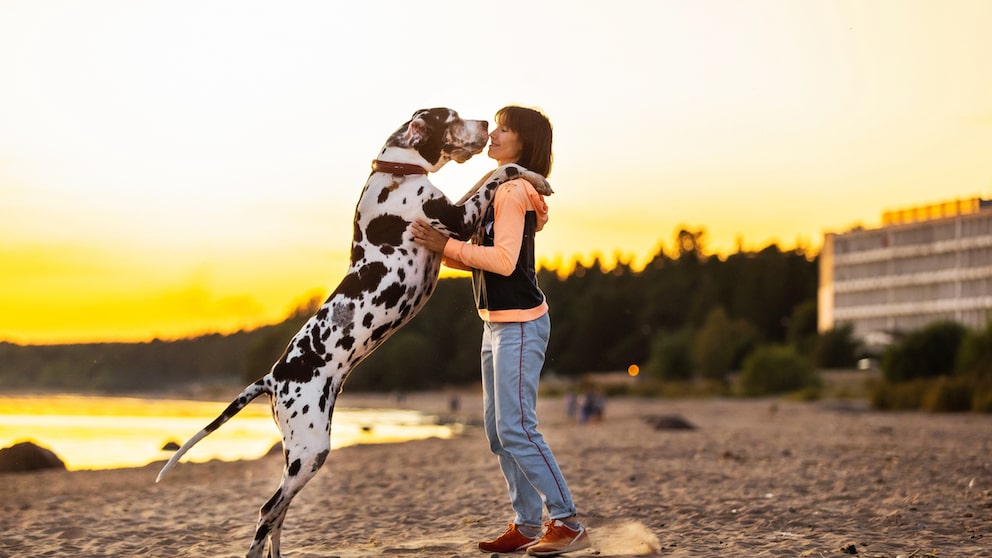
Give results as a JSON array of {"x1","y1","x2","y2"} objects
[{"x1": 2, "y1": 393, "x2": 990, "y2": 558}]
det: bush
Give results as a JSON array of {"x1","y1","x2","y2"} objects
[
  {"x1": 956, "y1": 323, "x2": 992, "y2": 381},
  {"x1": 787, "y1": 299, "x2": 819, "y2": 357},
  {"x1": 921, "y1": 376, "x2": 974, "y2": 412},
  {"x1": 644, "y1": 328, "x2": 694, "y2": 381},
  {"x1": 813, "y1": 324, "x2": 860, "y2": 368},
  {"x1": 694, "y1": 308, "x2": 735, "y2": 383},
  {"x1": 738, "y1": 344, "x2": 819, "y2": 396},
  {"x1": 869, "y1": 379, "x2": 926, "y2": 410},
  {"x1": 882, "y1": 321, "x2": 966, "y2": 383},
  {"x1": 972, "y1": 387, "x2": 992, "y2": 413}
]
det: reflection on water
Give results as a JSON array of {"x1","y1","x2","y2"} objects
[{"x1": 0, "y1": 395, "x2": 459, "y2": 471}]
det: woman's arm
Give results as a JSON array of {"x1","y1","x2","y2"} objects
[
  {"x1": 409, "y1": 219, "x2": 473, "y2": 271},
  {"x1": 442, "y1": 182, "x2": 529, "y2": 276},
  {"x1": 413, "y1": 179, "x2": 547, "y2": 276}
]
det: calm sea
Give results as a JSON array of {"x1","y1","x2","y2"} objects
[{"x1": 0, "y1": 394, "x2": 458, "y2": 471}]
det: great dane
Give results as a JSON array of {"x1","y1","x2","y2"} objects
[{"x1": 156, "y1": 107, "x2": 550, "y2": 558}]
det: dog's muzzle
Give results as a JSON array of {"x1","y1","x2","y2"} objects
[{"x1": 447, "y1": 119, "x2": 489, "y2": 163}]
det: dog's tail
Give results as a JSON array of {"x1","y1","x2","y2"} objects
[{"x1": 156, "y1": 379, "x2": 270, "y2": 483}]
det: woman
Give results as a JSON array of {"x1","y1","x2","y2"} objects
[{"x1": 410, "y1": 106, "x2": 590, "y2": 556}]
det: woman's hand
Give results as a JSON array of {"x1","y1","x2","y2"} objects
[{"x1": 410, "y1": 219, "x2": 450, "y2": 253}]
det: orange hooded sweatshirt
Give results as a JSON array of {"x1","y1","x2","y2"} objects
[{"x1": 442, "y1": 178, "x2": 549, "y2": 322}]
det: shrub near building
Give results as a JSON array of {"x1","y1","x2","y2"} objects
[
  {"x1": 955, "y1": 322, "x2": 992, "y2": 412},
  {"x1": 738, "y1": 344, "x2": 820, "y2": 397},
  {"x1": 872, "y1": 320, "x2": 992, "y2": 412}
]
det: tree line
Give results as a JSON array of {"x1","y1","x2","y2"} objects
[{"x1": 0, "y1": 229, "x2": 829, "y2": 394}]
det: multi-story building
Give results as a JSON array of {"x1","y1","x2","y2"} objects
[{"x1": 819, "y1": 197, "x2": 992, "y2": 349}]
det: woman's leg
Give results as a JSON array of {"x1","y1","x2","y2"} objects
[
  {"x1": 490, "y1": 314, "x2": 577, "y2": 520},
  {"x1": 482, "y1": 321, "x2": 544, "y2": 527}
]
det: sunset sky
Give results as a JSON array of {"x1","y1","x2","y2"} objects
[{"x1": 2, "y1": 0, "x2": 990, "y2": 345}]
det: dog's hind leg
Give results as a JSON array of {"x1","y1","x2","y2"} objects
[
  {"x1": 245, "y1": 440, "x2": 330, "y2": 558},
  {"x1": 246, "y1": 396, "x2": 333, "y2": 558}
]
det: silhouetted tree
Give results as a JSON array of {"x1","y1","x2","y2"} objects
[{"x1": 0, "y1": 227, "x2": 822, "y2": 394}]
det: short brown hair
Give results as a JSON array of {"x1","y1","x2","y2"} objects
[{"x1": 495, "y1": 106, "x2": 553, "y2": 177}]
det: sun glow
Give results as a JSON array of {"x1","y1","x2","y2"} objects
[{"x1": 2, "y1": 1, "x2": 990, "y2": 344}]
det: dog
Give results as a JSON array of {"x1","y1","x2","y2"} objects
[{"x1": 156, "y1": 107, "x2": 551, "y2": 558}]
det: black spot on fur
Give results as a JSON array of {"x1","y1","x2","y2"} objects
[
  {"x1": 205, "y1": 395, "x2": 251, "y2": 434},
  {"x1": 334, "y1": 262, "x2": 388, "y2": 299},
  {"x1": 318, "y1": 378, "x2": 333, "y2": 413},
  {"x1": 288, "y1": 458, "x2": 302, "y2": 476},
  {"x1": 372, "y1": 282, "x2": 405, "y2": 309},
  {"x1": 272, "y1": 348, "x2": 325, "y2": 383},
  {"x1": 370, "y1": 324, "x2": 392, "y2": 342},
  {"x1": 366, "y1": 214, "x2": 407, "y2": 247},
  {"x1": 351, "y1": 244, "x2": 365, "y2": 263},
  {"x1": 311, "y1": 324, "x2": 325, "y2": 354},
  {"x1": 314, "y1": 449, "x2": 329, "y2": 472},
  {"x1": 261, "y1": 492, "x2": 280, "y2": 515}
]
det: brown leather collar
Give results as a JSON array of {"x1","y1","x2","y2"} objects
[{"x1": 371, "y1": 160, "x2": 428, "y2": 175}]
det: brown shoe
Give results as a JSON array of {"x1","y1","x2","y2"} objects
[
  {"x1": 526, "y1": 520, "x2": 591, "y2": 556},
  {"x1": 479, "y1": 523, "x2": 541, "y2": 553}
]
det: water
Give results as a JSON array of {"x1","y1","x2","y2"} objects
[{"x1": 0, "y1": 394, "x2": 459, "y2": 471}]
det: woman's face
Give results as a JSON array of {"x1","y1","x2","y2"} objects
[{"x1": 487, "y1": 122, "x2": 523, "y2": 165}]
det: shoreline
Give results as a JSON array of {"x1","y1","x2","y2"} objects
[
  {"x1": 0, "y1": 390, "x2": 471, "y2": 473},
  {"x1": 3, "y1": 395, "x2": 991, "y2": 557}
]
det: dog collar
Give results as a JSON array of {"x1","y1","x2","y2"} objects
[{"x1": 371, "y1": 160, "x2": 428, "y2": 175}]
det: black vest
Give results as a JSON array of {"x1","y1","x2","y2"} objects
[{"x1": 471, "y1": 203, "x2": 545, "y2": 314}]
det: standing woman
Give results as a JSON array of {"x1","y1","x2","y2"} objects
[{"x1": 411, "y1": 106, "x2": 590, "y2": 556}]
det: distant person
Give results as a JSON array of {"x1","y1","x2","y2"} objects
[
  {"x1": 411, "y1": 105, "x2": 590, "y2": 556},
  {"x1": 565, "y1": 390, "x2": 578, "y2": 421},
  {"x1": 578, "y1": 389, "x2": 605, "y2": 424}
]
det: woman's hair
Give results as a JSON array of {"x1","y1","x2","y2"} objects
[{"x1": 495, "y1": 105, "x2": 553, "y2": 177}]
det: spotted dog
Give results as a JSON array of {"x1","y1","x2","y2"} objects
[{"x1": 156, "y1": 108, "x2": 550, "y2": 558}]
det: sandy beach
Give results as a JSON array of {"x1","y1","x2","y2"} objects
[{"x1": 2, "y1": 393, "x2": 990, "y2": 558}]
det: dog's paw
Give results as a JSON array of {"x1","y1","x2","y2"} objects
[
  {"x1": 520, "y1": 170, "x2": 553, "y2": 196},
  {"x1": 496, "y1": 164, "x2": 553, "y2": 196}
]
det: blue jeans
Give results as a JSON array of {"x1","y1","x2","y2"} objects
[{"x1": 481, "y1": 313, "x2": 576, "y2": 526}]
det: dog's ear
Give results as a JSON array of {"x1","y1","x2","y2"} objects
[
  {"x1": 402, "y1": 118, "x2": 428, "y2": 147},
  {"x1": 386, "y1": 109, "x2": 446, "y2": 164}
]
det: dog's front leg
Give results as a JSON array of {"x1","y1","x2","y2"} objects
[
  {"x1": 454, "y1": 164, "x2": 552, "y2": 205},
  {"x1": 431, "y1": 164, "x2": 552, "y2": 241}
]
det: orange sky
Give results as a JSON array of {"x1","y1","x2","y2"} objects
[{"x1": 2, "y1": 0, "x2": 990, "y2": 344}]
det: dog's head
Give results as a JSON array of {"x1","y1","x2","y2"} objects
[{"x1": 386, "y1": 108, "x2": 489, "y2": 171}]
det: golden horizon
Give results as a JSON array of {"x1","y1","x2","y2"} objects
[{"x1": 2, "y1": 234, "x2": 820, "y2": 346}]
